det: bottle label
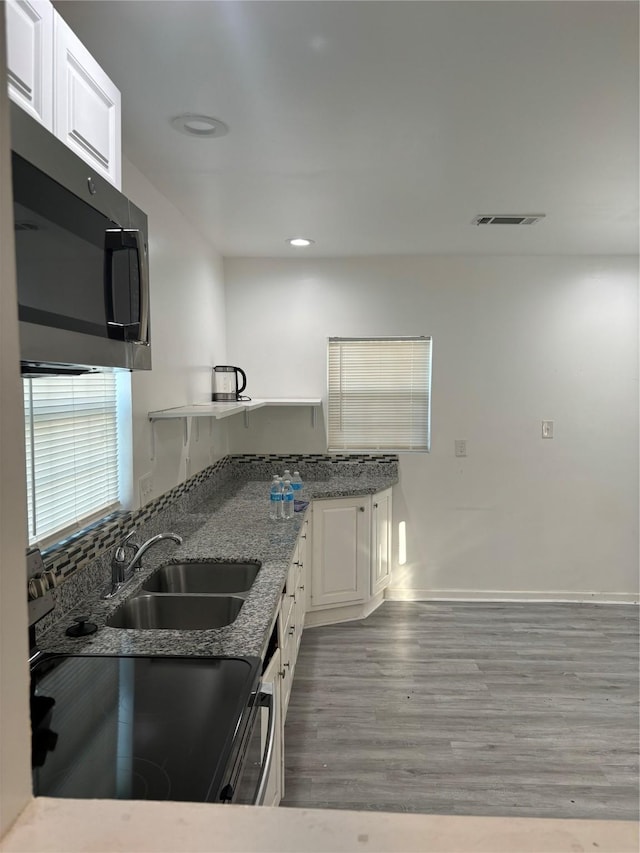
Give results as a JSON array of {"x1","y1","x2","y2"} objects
[
  {"x1": 270, "y1": 494, "x2": 282, "y2": 502},
  {"x1": 283, "y1": 493, "x2": 294, "y2": 502},
  {"x1": 291, "y1": 483, "x2": 302, "y2": 491}
]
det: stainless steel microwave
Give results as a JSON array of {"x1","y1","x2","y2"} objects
[{"x1": 10, "y1": 103, "x2": 151, "y2": 374}]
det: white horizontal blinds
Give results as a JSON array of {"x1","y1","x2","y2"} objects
[
  {"x1": 328, "y1": 337, "x2": 432, "y2": 452},
  {"x1": 23, "y1": 372, "x2": 120, "y2": 543}
]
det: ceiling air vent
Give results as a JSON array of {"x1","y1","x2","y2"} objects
[{"x1": 473, "y1": 214, "x2": 545, "y2": 226}]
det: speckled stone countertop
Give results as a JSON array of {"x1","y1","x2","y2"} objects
[{"x1": 37, "y1": 472, "x2": 397, "y2": 662}]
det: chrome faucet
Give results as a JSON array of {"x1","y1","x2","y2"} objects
[{"x1": 104, "y1": 530, "x2": 183, "y2": 598}]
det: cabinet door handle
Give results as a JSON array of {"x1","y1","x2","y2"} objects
[
  {"x1": 289, "y1": 626, "x2": 295, "y2": 635},
  {"x1": 299, "y1": 584, "x2": 305, "y2": 591},
  {"x1": 373, "y1": 502, "x2": 378, "y2": 508},
  {"x1": 301, "y1": 534, "x2": 307, "y2": 539},
  {"x1": 279, "y1": 669, "x2": 286, "y2": 679},
  {"x1": 359, "y1": 506, "x2": 365, "y2": 512}
]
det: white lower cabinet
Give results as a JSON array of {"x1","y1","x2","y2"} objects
[
  {"x1": 264, "y1": 513, "x2": 309, "y2": 805},
  {"x1": 310, "y1": 497, "x2": 371, "y2": 609},
  {"x1": 371, "y1": 487, "x2": 393, "y2": 596},
  {"x1": 308, "y1": 489, "x2": 393, "y2": 625},
  {"x1": 262, "y1": 493, "x2": 391, "y2": 805},
  {"x1": 294, "y1": 533, "x2": 307, "y2": 653}
]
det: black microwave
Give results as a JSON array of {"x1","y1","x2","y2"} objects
[{"x1": 10, "y1": 103, "x2": 151, "y2": 374}]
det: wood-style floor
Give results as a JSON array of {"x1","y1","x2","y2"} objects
[{"x1": 281, "y1": 601, "x2": 639, "y2": 819}]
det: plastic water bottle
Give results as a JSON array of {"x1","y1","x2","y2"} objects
[
  {"x1": 282, "y1": 479, "x2": 294, "y2": 519},
  {"x1": 269, "y1": 476, "x2": 283, "y2": 520},
  {"x1": 291, "y1": 471, "x2": 303, "y2": 500},
  {"x1": 283, "y1": 469, "x2": 291, "y2": 483}
]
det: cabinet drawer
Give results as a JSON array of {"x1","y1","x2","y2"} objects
[
  {"x1": 285, "y1": 549, "x2": 300, "y2": 598},
  {"x1": 280, "y1": 630, "x2": 297, "y2": 722},
  {"x1": 278, "y1": 592, "x2": 295, "y2": 649}
]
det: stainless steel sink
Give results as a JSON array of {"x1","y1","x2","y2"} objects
[
  {"x1": 141, "y1": 561, "x2": 260, "y2": 594},
  {"x1": 106, "y1": 594, "x2": 244, "y2": 630}
]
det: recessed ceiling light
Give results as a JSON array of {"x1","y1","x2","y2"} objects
[
  {"x1": 170, "y1": 114, "x2": 229, "y2": 138},
  {"x1": 286, "y1": 237, "x2": 315, "y2": 248}
]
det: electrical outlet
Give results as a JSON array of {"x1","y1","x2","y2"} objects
[
  {"x1": 542, "y1": 420, "x2": 554, "y2": 439},
  {"x1": 454, "y1": 439, "x2": 467, "y2": 457},
  {"x1": 139, "y1": 473, "x2": 153, "y2": 505}
]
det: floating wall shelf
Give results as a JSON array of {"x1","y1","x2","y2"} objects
[{"x1": 147, "y1": 398, "x2": 322, "y2": 459}]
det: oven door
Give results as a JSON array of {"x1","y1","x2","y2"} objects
[{"x1": 220, "y1": 682, "x2": 276, "y2": 806}]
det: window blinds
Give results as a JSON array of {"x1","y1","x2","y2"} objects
[
  {"x1": 23, "y1": 372, "x2": 120, "y2": 544},
  {"x1": 327, "y1": 337, "x2": 432, "y2": 452}
]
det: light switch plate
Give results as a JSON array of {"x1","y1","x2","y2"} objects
[
  {"x1": 542, "y1": 420, "x2": 554, "y2": 439},
  {"x1": 454, "y1": 439, "x2": 467, "y2": 457}
]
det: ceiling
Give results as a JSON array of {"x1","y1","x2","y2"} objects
[{"x1": 54, "y1": 1, "x2": 639, "y2": 258}]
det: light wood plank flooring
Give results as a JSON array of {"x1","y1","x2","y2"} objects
[{"x1": 281, "y1": 601, "x2": 639, "y2": 819}]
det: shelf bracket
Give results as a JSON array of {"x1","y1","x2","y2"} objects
[{"x1": 149, "y1": 414, "x2": 190, "y2": 458}]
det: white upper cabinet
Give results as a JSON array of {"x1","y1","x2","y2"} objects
[
  {"x1": 6, "y1": 0, "x2": 53, "y2": 128},
  {"x1": 5, "y1": 0, "x2": 121, "y2": 188},
  {"x1": 53, "y1": 13, "x2": 121, "y2": 188}
]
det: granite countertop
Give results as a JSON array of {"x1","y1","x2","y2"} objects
[{"x1": 37, "y1": 473, "x2": 397, "y2": 661}]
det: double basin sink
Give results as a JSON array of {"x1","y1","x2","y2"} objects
[{"x1": 106, "y1": 562, "x2": 260, "y2": 631}]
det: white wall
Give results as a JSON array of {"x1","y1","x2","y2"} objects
[
  {"x1": 0, "y1": 18, "x2": 32, "y2": 834},
  {"x1": 122, "y1": 159, "x2": 229, "y2": 505},
  {"x1": 225, "y1": 255, "x2": 639, "y2": 600}
]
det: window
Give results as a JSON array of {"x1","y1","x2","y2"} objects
[
  {"x1": 327, "y1": 336, "x2": 432, "y2": 452},
  {"x1": 23, "y1": 372, "x2": 120, "y2": 545}
]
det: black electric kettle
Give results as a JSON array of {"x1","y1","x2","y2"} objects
[{"x1": 212, "y1": 365, "x2": 248, "y2": 401}]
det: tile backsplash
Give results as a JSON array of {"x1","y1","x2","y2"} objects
[{"x1": 42, "y1": 456, "x2": 233, "y2": 580}]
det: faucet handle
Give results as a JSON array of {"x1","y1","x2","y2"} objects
[
  {"x1": 112, "y1": 529, "x2": 140, "y2": 564},
  {"x1": 113, "y1": 546, "x2": 127, "y2": 564}
]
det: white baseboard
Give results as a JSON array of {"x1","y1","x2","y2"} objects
[{"x1": 384, "y1": 588, "x2": 639, "y2": 605}]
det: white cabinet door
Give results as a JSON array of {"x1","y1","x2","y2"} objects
[
  {"x1": 294, "y1": 523, "x2": 308, "y2": 651},
  {"x1": 311, "y1": 497, "x2": 370, "y2": 609},
  {"x1": 371, "y1": 487, "x2": 393, "y2": 596},
  {"x1": 53, "y1": 12, "x2": 121, "y2": 187},
  {"x1": 6, "y1": 0, "x2": 53, "y2": 128},
  {"x1": 261, "y1": 649, "x2": 282, "y2": 807}
]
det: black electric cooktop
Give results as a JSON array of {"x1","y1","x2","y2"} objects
[{"x1": 30, "y1": 653, "x2": 260, "y2": 803}]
